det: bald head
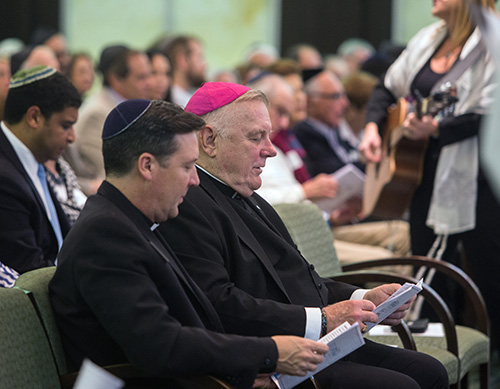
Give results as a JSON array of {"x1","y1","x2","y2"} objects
[
  {"x1": 21, "y1": 46, "x2": 60, "y2": 71},
  {"x1": 248, "y1": 74, "x2": 294, "y2": 134}
]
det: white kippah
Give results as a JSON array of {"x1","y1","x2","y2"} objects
[{"x1": 9, "y1": 65, "x2": 57, "y2": 89}]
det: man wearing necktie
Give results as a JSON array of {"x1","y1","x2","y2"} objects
[
  {"x1": 0, "y1": 66, "x2": 81, "y2": 274},
  {"x1": 160, "y1": 82, "x2": 448, "y2": 389}
]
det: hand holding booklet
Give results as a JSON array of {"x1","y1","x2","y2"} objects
[
  {"x1": 272, "y1": 322, "x2": 365, "y2": 389},
  {"x1": 311, "y1": 164, "x2": 365, "y2": 213},
  {"x1": 365, "y1": 279, "x2": 424, "y2": 332},
  {"x1": 272, "y1": 279, "x2": 423, "y2": 389}
]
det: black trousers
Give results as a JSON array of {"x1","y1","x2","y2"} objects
[{"x1": 314, "y1": 339, "x2": 449, "y2": 388}]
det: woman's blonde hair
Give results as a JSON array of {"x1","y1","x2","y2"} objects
[{"x1": 450, "y1": 0, "x2": 497, "y2": 45}]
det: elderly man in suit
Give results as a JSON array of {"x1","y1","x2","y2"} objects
[
  {"x1": 159, "y1": 82, "x2": 449, "y2": 389},
  {"x1": 0, "y1": 66, "x2": 81, "y2": 274},
  {"x1": 50, "y1": 99, "x2": 328, "y2": 388}
]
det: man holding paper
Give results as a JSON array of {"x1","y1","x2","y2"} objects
[{"x1": 160, "y1": 82, "x2": 448, "y2": 388}]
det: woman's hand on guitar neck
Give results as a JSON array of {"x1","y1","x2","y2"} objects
[
  {"x1": 402, "y1": 112, "x2": 439, "y2": 140},
  {"x1": 358, "y1": 122, "x2": 382, "y2": 163}
]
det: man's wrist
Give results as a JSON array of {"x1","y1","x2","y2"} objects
[{"x1": 320, "y1": 308, "x2": 328, "y2": 337}]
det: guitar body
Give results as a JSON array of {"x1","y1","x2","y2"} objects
[{"x1": 363, "y1": 98, "x2": 428, "y2": 219}]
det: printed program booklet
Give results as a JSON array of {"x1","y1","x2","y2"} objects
[
  {"x1": 365, "y1": 278, "x2": 423, "y2": 331},
  {"x1": 312, "y1": 164, "x2": 365, "y2": 212},
  {"x1": 272, "y1": 322, "x2": 365, "y2": 389},
  {"x1": 272, "y1": 279, "x2": 423, "y2": 388}
]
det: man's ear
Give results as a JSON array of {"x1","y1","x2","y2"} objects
[
  {"x1": 198, "y1": 125, "x2": 218, "y2": 158},
  {"x1": 25, "y1": 106, "x2": 43, "y2": 129},
  {"x1": 137, "y1": 152, "x2": 155, "y2": 181}
]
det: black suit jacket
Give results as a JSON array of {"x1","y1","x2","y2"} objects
[
  {"x1": 292, "y1": 119, "x2": 365, "y2": 176},
  {"x1": 0, "y1": 128, "x2": 70, "y2": 273},
  {"x1": 49, "y1": 181, "x2": 277, "y2": 388},
  {"x1": 159, "y1": 168, "x2": 357, "y2": 337}
]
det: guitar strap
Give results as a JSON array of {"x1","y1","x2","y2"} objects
[{"x1": 431, "y1": 40, "x2": 485, "y2": 94}]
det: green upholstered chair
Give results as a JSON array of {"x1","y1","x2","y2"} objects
[
  {"x1": 14, "y1": 267, "x2": 237, "y2": 389},
  {"x1": 0, "y1": 286, "x2": 61, "y2": 389},
  {"x1": 15, "y1": 266, "x2": 68, "y2": 376},
  {"x1": 273, "y1": 202, "x2": 490, "y2": 389}
]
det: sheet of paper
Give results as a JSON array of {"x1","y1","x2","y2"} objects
[
  {"x1": 368, "y1": 322, "x2": 444, "y2": 338},
  {"x1": 73, "y1": 359, "x2": 125, "y2": 389},
  {"x1": 312, "y1": 164, "x2": 365, "y2": 213},
  {"x1": 272, "y1": 322, "x2": 365, "y2": 389},
  {"x1": 365, "y1": 279, "x2": 423, "y2": 332}
]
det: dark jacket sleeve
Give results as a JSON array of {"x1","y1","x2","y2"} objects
[
  {"x1": 160, "y1": 192, "x2": 312, "y2": 338},
  {"x1": 365, "y1": 81, "x2": 398, "y2": 131},
  {"x1": 51, "y1": 206, "x2": 278, "y2": 388}
]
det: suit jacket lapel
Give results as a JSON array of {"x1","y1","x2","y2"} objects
[
  {"x1": 198, "y1": 170, "x2": 292, "y2": 302},
  {"x1": 0, "y1": 130, "x2": 70, "y2": 237}
]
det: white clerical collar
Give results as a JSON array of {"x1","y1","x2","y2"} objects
[{"x1": 196, "y1": 164, "x2": 229, "y2": 186}]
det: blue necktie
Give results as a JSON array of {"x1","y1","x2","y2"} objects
[{"x1": 37, "y1": 163, "x2": 63, "y2": 250}]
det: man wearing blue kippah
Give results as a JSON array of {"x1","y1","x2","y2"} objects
[
  {"x1": 50, "y1": 99, "x2": 329, "y2": 388},
  {"x1": 0, "y1": 66, "x2": 81, "y2": 274}
]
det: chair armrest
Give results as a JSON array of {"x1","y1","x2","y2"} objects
[
  {"x1": 342, "y1": 256, "x2": 489, "y2": 337},
  {"x1": 331, "y1": 271, "x2": 459, "y2": 357}
]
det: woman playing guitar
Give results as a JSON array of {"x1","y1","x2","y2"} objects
[{"x1": 359, "y1": 0, "x2": 500, "y2": 354}]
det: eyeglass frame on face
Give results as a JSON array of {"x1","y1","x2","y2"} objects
[{"x1": 308, "y1": 91, "x2": 346, "y2": 100}]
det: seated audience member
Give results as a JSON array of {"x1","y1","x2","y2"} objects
[
  {"x1": 146, "y1": 49, "x2": 171, "y2": 100},
  {"x1": 30, "y1": 26, "x2": 71, "y2": 73},
  {"x1": 45, "y1": 156, "x2": 87, "y2": 225},
  {"x1": 0, "y1": 261, "x2": 19, "y2": 287},
  {"x1": 159, "y1": 82, "x2": 448, "y2": 389},
  {"x1": 49, "y1": 99, "x2": 328, "y2": 388},
  {"x1": 66, "y1": 52, "x2": 95, "y2": 97},
  {"x1": 250, "y1": 74, "x2": 406, "y2": 263},
  {"x1": 249, "y1": 74, "x2": 337, "y2": 204},
  {"x1": 294, "y1": 69, "x2": 363, "y2": 176},
  {"x1": 0, "y1": 66, "x2": 81, "y2": 273},
  {"x1": 336, "y1": 38, "x2": 375, "y2": 77},
  {"x1": 286, "y1": 43, "x2": 323, "y2": 70},
  {"x1": 65, "y1": 45, "x2": 152, "y2": 195},
  {"x1": 341, "y1": 71, "x2": 379, "y2": 148},
  {"x1": 267, "y1": 59, "x2": 308, "y2": 127},
  {"x1": 293, "y1": 69, "x2": 410, "y2": 261},
  {"x1": 243, "y1": 42, "x2": 279, "y2": 68},
  {"x1": 164, "y1": 35, "x2": 207, "y2": 107},
  {"x1": 10, "y1": 45, "x2": 60, "y2": 74}
]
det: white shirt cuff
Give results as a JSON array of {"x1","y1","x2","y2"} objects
[
  {"x1": 350, "y1": 289, "x2": 370, "y2": 300},
  {"x1": 304, "y1": 307, "x2": 322, "y2": 340}
]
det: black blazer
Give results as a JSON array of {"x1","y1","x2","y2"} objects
[
  {"x1": 293, "y1": 119, "x2": 365, "y2": 176},
  {"x1": 0, "y1": 128, "x2": 70, "y2": 273},
  {"x1": 49, "y1": 181, "x2": 277, "y2": 388},
  {"x1": 159, "y1": 168, "x2": 357, "y2": 337}
]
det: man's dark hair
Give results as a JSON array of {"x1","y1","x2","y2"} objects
[
  {"x1": 3, "y1": 72, "x2": 81, "y2": 124},
  {"x1": 98, "y1": 46, "x2": 142, "y2": 87},
  {"x1": 164, "y1": 36, "x2": 196, "y2": 73},
  {"x1": 103, "y1": 101, "x2": 205, "y2": 176}
]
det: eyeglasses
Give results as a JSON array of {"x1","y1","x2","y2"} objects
[{"x1": 309, "y1": 92, "x2": 346, "y2": 100}]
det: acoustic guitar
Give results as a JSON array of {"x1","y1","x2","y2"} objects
[{"x1": 362, "y1": 86, "x2": 458, "y2": 219}]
